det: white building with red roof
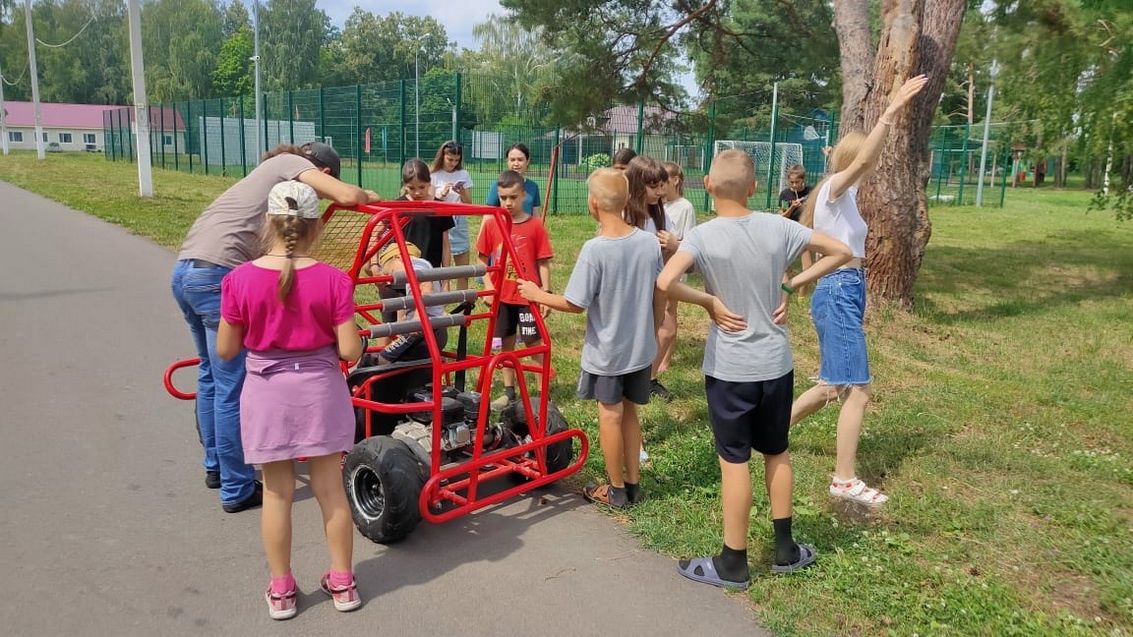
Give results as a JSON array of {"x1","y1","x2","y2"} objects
[{"x1": 2, "y1": 101, "x2": 185, "y2": 153}]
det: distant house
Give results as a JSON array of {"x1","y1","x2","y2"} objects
[{"x1": 1, "y1": 101, "x2": 185, "y2": 153}]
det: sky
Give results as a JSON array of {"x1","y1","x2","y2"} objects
[{"x1": 316, "y1": 0, "x2": 701, "y2": 98}]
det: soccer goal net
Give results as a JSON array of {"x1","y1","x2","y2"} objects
[{"x1": 713, "y1": 140, "x2": 804, "y2": 201}]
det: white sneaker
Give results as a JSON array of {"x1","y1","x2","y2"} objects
[{"x1": 829, "y1": 478, "x2": 888, "y2": 506}]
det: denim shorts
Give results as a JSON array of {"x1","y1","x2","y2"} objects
[{"x1": 810, "y1": 268, "x2": 871, "y2": 386}]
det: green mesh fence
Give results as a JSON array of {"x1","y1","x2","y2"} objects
[{"x1": 103, "y1": 74, "x2": 1008, "y2": 213}]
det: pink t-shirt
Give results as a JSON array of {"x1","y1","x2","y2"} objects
[{"x1": 221, "y1": 262, "x2": 355, "y2": 352}]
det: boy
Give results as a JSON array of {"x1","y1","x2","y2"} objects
[
  {"x1": 778, "y1": 164, "x2": 811, "y2": 222},
  {"x1": 369, "y1": 242, "x2": 446, "y2": 363},
  {"x1": 517, "y1": 168, "x2": 664, "y2": 508},
  {"x1": 476, "y1": 170, "x2": 554, "y2": 409},
  {"x1": 658, "y1": 150, "x2": 851, "y2": 587}
]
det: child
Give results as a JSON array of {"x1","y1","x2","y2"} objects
[
  {"x1": 217, "y1": 181, "x2": 364, "y2": 619},
  {"x1": 486, "y1": 143, "x2": 542, "y2": 217},
  {"x1": 431, "y1": 141, "x2": 473, "y2": 289},
  {"x1": 612, "y1": 147, "x2": 637, "y2": 171},
  {"x1": 791, "y1": 75, "x2": 929, "y2": 507},
  {"x1": 516, "y1": 168, "x2": 664, "y2": 507},
  {"x1": 659, "y1": 149, "x2": 852, "y2": 588},
  {"x1": 476, "y1": 170, "x2": 554, "y2": 410},
  {"x1": 652, "y1": 161, "x2": 697, "y2": 395},
  {"x1": 778, "y1": 165, "x2": 811, "y2": 222},
  {"x1": 369, "y1": 241, "x2": 447, "y2": 363},
  {"x1": 626, "y1": 155, "x2": 675, "y2": 402}
]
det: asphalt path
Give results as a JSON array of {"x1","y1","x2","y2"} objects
[{"x1": 0, "y1": 181, "x2": 772, "y2": 636}]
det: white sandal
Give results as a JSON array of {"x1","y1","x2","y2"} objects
[{"x1": 830, "y1": 478, "x2": 888, "y2": 506}]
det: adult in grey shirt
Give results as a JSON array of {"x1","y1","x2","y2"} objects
[{"x1": 171, "y1": 143, "x2": 376, "y2": 512}]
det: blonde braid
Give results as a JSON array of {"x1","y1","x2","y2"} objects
[{"x1": 277, "y1": 215, "x2": 300, "y2": 301}]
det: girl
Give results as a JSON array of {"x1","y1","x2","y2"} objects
[
  {"x1": 217, "y1": 181, "x2": 364, "y2": 620},
  {"x1": 396, "y1": 159, "x2": 454, "y2": 269},
  {"x1": 487, "y1": 143, "x2": 542, "y2": 217},
  {"x1": 791, "y1": 74, "x2": 929, "y2": 507},
  {"x1": 431, "y1": 141, "x2": 473, "y2": 289},
  {"x1": 612, "y1": 147, "x2": 637, "y2": 171},
  {"x1": 651, "y1": 161, "x2": 697, "y2": 400},
  {"x1": 625, "y1": 155, "x2": 675, "y2": 402}
]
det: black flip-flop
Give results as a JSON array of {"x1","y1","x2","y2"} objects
[
  {"x1": 676, "y1": 556, "x2": 751, "y2": 590},
  {"x1": 770, "y1": 543, "x2": 818, "y2": 574}
]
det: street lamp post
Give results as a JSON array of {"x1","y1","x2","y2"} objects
[{"x1": 975, "y1": 59, "x2": 999, "y2": 208}]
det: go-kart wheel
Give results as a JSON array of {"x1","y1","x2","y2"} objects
[
  {"x1": 343, "y1": 436, "x2": 424, "y2": 543},
  {"x1": 502, "y1": 398, "x2": 574, "y2": 483}
]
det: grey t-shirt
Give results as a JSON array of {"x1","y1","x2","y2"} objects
[
  {"x1": 563, "y1": 228, "x2": 663, "y2": 376},
  {"x1": 680, "y1": 212, "x2": 812, "y2": 382},
  {"x1": 178, "y1": 153, "x2": 317, "y2": 267}
]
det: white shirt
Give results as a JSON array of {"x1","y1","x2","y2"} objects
[
  {"x1": 431, "y1": 169, "x2": 473, "y2": 203},
  {"x1": 663, "y1": 197, "x2": 697, "y2": 240},
  {"x1": 813, "y1": 180, "x2": 868, "y2": 258}
]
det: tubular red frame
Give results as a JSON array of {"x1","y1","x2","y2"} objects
[{"x1": 326, "y1": 199, "x2": 588, "y2": 524}]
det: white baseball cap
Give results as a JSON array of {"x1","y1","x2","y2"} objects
[{"x1": 267, "y1": 181, "x2": 321, "y2": 219}]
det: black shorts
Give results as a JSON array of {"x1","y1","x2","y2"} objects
[
  {"x1": 705, "y1": 371, "x2": 794, "y2": 462},
  {"x1": 577, "y1": 366, "x2": 651, "y2": 406},
  {"x1": 493, "y1": 302, "x2": 540, "y2": 345}
]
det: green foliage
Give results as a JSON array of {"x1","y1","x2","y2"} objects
[
  {"x1": 582, "y1": 153, "x2": 610, "y2": 171},
  {"x1": 327, "y1": 9, "x2": 450, "y2": 87},
  {"x1": 257, "y1": 0, "x2": 331, "y2": 90},
  {"x1": 689, "y1": 0, "x2": 840, "y2": 130},
  {"x1": 459, "y1": 15, "x2": 559, "y2": 126},
  {"x1": 141, "y1": 0, "x2": 225, "y2": 102},
  {"x1": 211, "y1": 26, "x2": 253, "y2": 97}
]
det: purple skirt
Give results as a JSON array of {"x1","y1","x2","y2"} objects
[{"x1": 240, "y1": 345, "x2": 354, "y2": 464}]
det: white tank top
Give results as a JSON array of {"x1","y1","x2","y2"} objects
[{"x1": 813, "y1": 180, "x2": 868, "y2": 258}]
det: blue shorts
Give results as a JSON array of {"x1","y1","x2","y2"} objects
[
  {"x1": 811, "y1": 268, "x2": 871, "y2": 386},
  {"x1": 449, "y1": 216, "x2": 470, "y2": 255}
]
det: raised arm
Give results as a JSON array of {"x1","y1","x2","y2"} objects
[
  {"x1": 298, "y1": 169, "x2": 379, "y2": 206},
  {"x1": 828, "y1": 75, "x2": 929, "y2": 200}
]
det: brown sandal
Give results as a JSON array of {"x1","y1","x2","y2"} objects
[{"x1": 582, "y1": 483, "x2": 628, "y2": 508}]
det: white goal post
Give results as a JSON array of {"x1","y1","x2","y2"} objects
[{"x1": 713, "y1": 140, "x2": 804, "y2": 202}]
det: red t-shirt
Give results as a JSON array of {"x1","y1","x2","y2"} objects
[
  {"x1": 475, "y1": 215, "x2": 554, "y2": 305},
  {"x1": 221, "y1": 262, "x2": 355, "y2": 351}
]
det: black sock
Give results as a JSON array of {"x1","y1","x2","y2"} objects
[
  {"x1": 504, "y1": 386, "x2": 516, "y2": 401},
  {"x1": 624, "y1": 481, "x2": 641, "y2": 504},
  {"x1": 711, "y1": 544, "x2": 749, "y2": 582},
  {"x1": 607, "y1": 485, "x2": 628, "y2": 507},
  {"x1": 773, "y1": 517, "x2": 800, "y2": 565}
]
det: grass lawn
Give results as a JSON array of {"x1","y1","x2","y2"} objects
[{"x1": 3, "y1": 152, "x2": 1131, "y2": 636}]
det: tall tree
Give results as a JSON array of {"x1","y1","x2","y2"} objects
[
  {"x1": 257, "y1": 0, "x2": 330, "y2": 90},
  {"x1": 331, "y1": 9, "x2": 449, "y2": 86},
  {"x1": 212, "y1": 25, "x2": 253, "y2": 96},
  {"x1": 463, "y1": 14, "x2": 558, "y2": 125},
  {"x1": 142, "y1": 0, "x2": 225, "y2": 102},
  {"x1": 221, "y1": 0, "x2": 249, "y2": 38},
  {"x1": 834, "y1": 0, "x2": 967, "y2": 307}
]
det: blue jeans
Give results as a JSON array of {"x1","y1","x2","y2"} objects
[
  {"x1": 170, "y1": 260, "x2": 256, "y2": 505},
  {"x1": 810, "y1": 268, "x2": 871, "y2": 386}
]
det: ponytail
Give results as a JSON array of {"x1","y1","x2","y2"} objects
[{"x1": 800, "y1": 176, "x2": 829, "y2": 229}]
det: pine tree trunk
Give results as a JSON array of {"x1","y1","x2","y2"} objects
[{"x1": 833, "y1": 0, "x2": 967, "y2": 308}]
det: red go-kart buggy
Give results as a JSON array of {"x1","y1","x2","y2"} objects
[{"x1": 165, "y1": 199, "x2": 588, "y2": 543}]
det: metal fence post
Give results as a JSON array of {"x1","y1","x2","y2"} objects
[
  {"x1": 158, "y1": 103, "x2": 166, "y2": 169},
  {"x1": 186, "y1": 100, "x2": 193, "y2": 174},
  {"x1": 453, "y1": 72, "x2": 462, "y2": 143},
  {"x1": 356, "y1": 83, "x2": 363, "y2": 186},
  {"x1": 399, "y1": 79, "x2": 407, "y2": 164},
  {"x1": 262, "y1": 94, "x2": 269, "y2": 157},
  {"x1": 201, "y1": 99, "x2": 210, "y2": 176},
  {"x1": 635, "y1": 99, "x2": 645, "y2": 154},
  {"x1": 287, "y1": 90, "x2": 294, "y2": 144},
  {"x1": 172, "y1": 102, "x2": 180, "y2": 172},
  {"x1": 238, "y1": 96, "x2": 248, "y2": 177},
  {"x1": 319, "y1": 86, "x2": 326, "y2": 143},
  {"x1": 955, "y1": 124, "x2": 969, "y2": 205},
  {"x1": 218, "y1": 98, "x2": 228, "y2": 176},
  {"x1": 765, "y1": 82, "x2": 779, "y2": 210},
  {"x1": 553, "y1": 126, "x2": 561, "y2": 214}
]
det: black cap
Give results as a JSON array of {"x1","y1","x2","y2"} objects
[{"x1": 301, "y1": 141, "x2": 341, "y2": 179}]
